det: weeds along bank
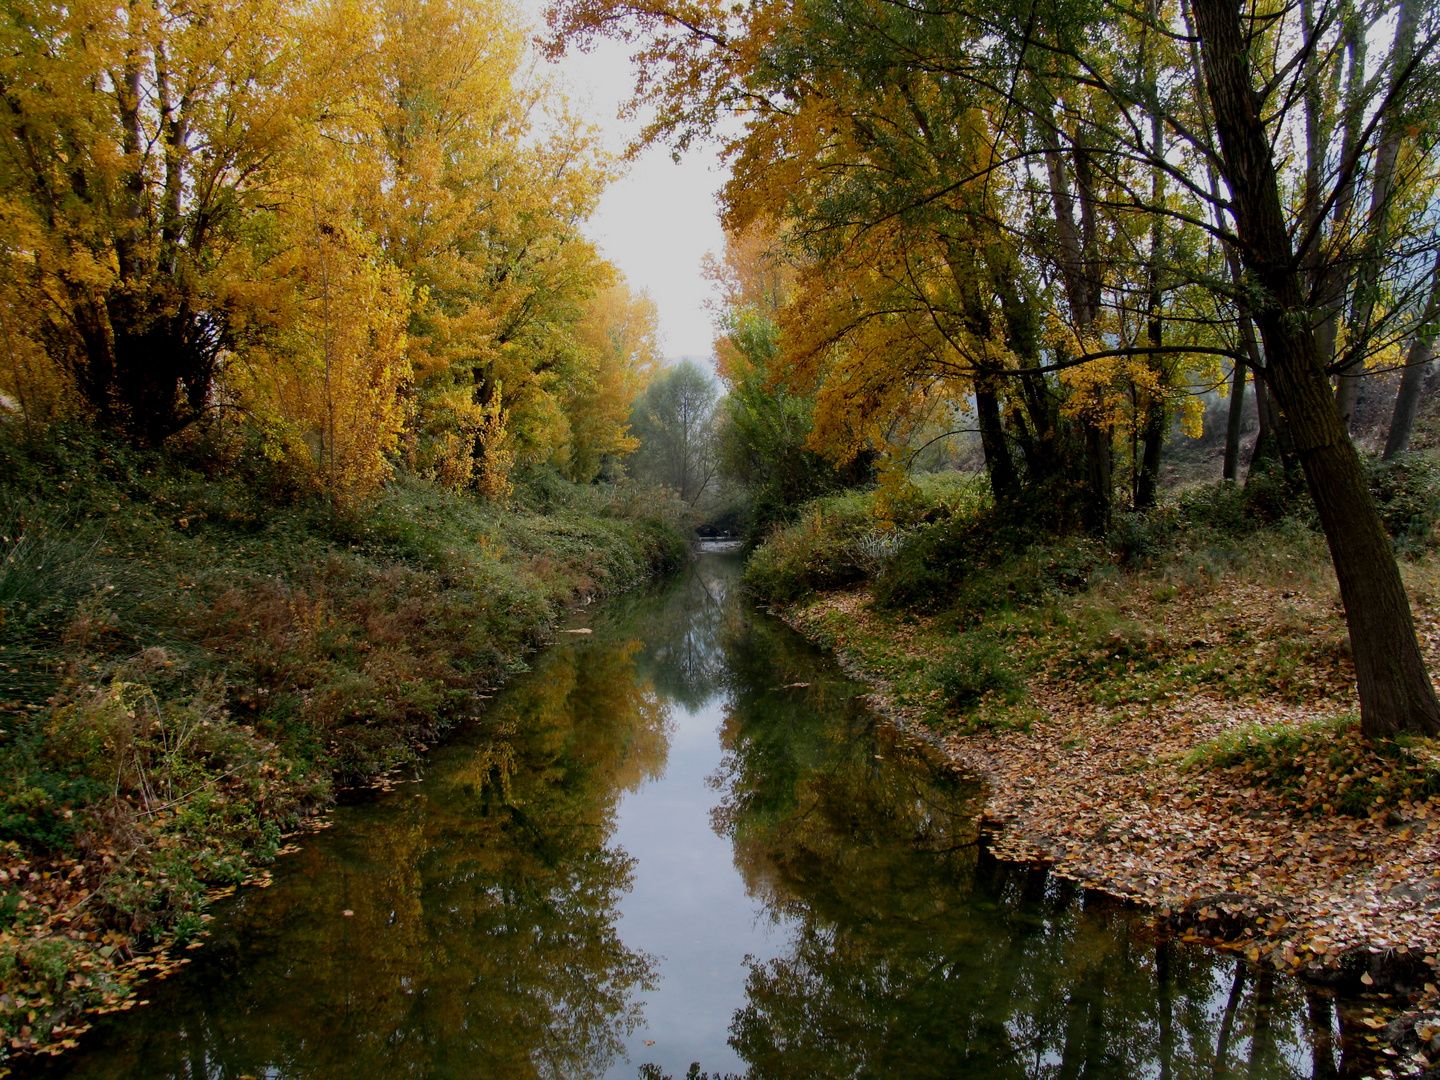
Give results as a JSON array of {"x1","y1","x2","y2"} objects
[
  {"x1": 745, "y1": 463, "x2": 1440, "y2": 1053},
  {"x1": 746, "y1": 461, "x2": 1440, "y2": 749},
  {"x1": 0, "y1": 426, "x2": 689, "y2": 1062}
]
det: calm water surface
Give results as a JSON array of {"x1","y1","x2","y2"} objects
[{"x1": 21, "y1": 550, "x2": 1372, "y2": 1079}]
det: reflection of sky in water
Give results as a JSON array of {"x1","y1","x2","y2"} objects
[
  {"x1": 606, "y1": 692, "x2": 796, "y2": 1080},
  {"x1": 603, "y1": 549, "x2": 790, "y2": 1077}
]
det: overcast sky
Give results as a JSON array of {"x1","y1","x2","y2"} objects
[{"x1": 524, "y1": 15, "x2": 729, "y2": 360}]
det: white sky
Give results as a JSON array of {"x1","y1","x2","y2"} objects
[{"x1": 524, "y1": 14, "x2": 729, "y2": 360}]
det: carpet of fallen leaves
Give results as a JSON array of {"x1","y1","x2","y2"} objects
[{"x1": 781, "y1": 563, "x2": 1440, "y2": 1077}]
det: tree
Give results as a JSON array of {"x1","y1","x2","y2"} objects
[
  {"x1": 560, "y1": 282, "x2": 662, "y2": 482},
  {"x1": 1189, "y1": 0, "x2": 1440, "y2": 736},
  {"x1": 0, "y1": 0, "x2": 315, "y2": 444},
  {"x1": 549, "y1": 0, "x2": 1440, "y2": 736},
  {"x1": 716, "y1": 308, "x2": 871, "y2": 535},
  {"x1": 229, "y1": 209, "x2": 412, "y2": 508},
  {"x1": 628, "y1": 360, "x2": 719, "y2": 505},
  {"x1": 0, "y1": 0, "x2": 653, "y2": 507},
  {"x1": 340, "y1": 0, "x2": 619, "y2": 495}
]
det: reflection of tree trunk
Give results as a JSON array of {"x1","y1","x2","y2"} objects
[
  {"x1": 1056, "y1": 964, "x2": 1107, "y2": 1080},
  {"x1": 1157, "y1": 941, "x2": 1174, "y2": 1080},
  {"x1": 1306, "y1": 991, "x2": 1339, "y2": 1080},
  {"x1": 1213, "y1": 960, "x2": 1246, "y2": 1077},
  {"x1": 1249, "y1": 969, "x2": 1277, "y2": 1077},
  {"x1": 1055, "y1": 988, "x2": 1091, "y2": 1080}
]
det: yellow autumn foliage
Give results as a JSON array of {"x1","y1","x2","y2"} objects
[{"x1": 0, "y1": 0, "x2": 654, "y2": 507}]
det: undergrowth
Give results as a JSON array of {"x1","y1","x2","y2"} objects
[
  {"x1": 928, "y1": 631, "x2": 1025, "y2": 711},
  {"x1": 750, "y1": 453, "x2": 1440, "y2": 732},
  {"x1": 0, "y1": 422, "x2": 689, "y2": 1060},
  {"x1": 1183, "y1": 716, "x2": 1440, "y2": 818}
]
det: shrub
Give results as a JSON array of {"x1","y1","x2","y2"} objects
[
  {"x1": 1171, "y1": 467, "x2": 1308, "y2": 536},
  {"x1": 1108, "y1": 510, "x2": 1178, "y2": 567},
  {"x1": 874, "y1": 511, "x2": 1101, "y2": 617},
  {"x1": 928, "y1": 632, "x2": 1024, "y2": 711},
  {"x1": 1368, "y1": 453, "x2": 1440, "y2": 553},
  {"x1": 743, "y1": 492, "x2": 889, "y2": 602}
]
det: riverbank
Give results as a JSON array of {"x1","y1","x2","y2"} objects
[
  {"x1": 0, "y1": 428, "x2": 689, "y2": 1066},
  {"x1": 750, "y1": 469, "x2": 1440, "y2": 1076}
]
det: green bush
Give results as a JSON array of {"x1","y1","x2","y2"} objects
[
  {"x1": 1368, "y1": 453, "x2": 1440, "y2": 553},
  {"x1": 1108, "y1": 510, "x2": 1178, "y2": 567},
  {"x1": 874, "y1": 511, "x2": 1101, "y2": 617},
  {"x1": 1171, "y1": 467, "x2": 1308, "y2": 536},
  {"x1": 742, "y1": 491, "x2": 892, "y2": 602},
  {"x1": 1184, "y1": 715, "x2": 1440, "y2": 817},
  {"x1": 928, "y1": 632, "x2": 1024, "y2": 711}
]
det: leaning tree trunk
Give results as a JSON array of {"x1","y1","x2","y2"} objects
[
  {"x1": 1193, "y1": 0, "x2": 1440, "y2": 738},
  {"x1": 1383, "y1": 251, "x2": 1440, "y2": 459}
]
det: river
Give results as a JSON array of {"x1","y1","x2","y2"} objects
[{"x1": 19, "y1": 547, "x2": 1372, "y2": 1079}]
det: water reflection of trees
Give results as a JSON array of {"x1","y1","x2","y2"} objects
[
  {"x1": 43, "y1": 630, "x2": 671, "y2": 1080},
  {"x1": 36, "y1": 554, "x2": 1375, "y2": 1080},
  {"x1": 713, "y1": 614, "x2": 1363, "y2": 1080},
  {"x1": 622, "y1": 552, "x2": 743, "y2": 710}
]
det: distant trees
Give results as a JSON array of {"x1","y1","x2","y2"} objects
[
  {"x1": 0, "y1": 0, "x2": 655, "y2": 505},
  {"x1": 627, "y1": 360, "x2": 720, "y2": 506},
  {"x1": 710, "y1": 227, "x2": 875, "y2": 534}
]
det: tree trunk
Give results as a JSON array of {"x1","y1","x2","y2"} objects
[
  {"x1": 1194, "y1": 0, "x2": 1440, "y2": 738},
  {"x1": 1136, "y1": 395, "x2": 1166, "y2": 510},
  {"x1": 1137, "y1": 98, "x2": 1167, "y2": 512},
  {"x1": 1383, "y1": 251, "x2": 1440, "y2": 459},
  {"x1": 1223, "y1": 361, "x2": 1246, "y2": 481},
  {"x1": 1248, "y1": 368, "x2": 1287, "y2": 475},
  {"x1": 976, "y1": 382, "x2": 1020, "y2": 504},
  {"x1": 1310, "y1": 0, "x2": 1366, "y2": 380},
  {"x1": 1083, "y1": 413, "x2": 1113, "y2": 534},
  {"x1": 1036, "y1": 95, "x2": 1111, "y2": 532}
]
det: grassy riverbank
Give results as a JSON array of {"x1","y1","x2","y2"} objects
[
  {"x1": 747, "y1": 463, "x2": 1440, "y2": 1072},
  {"x1": 0, "y1": 426, "x2": 688, "y2": 1064}
]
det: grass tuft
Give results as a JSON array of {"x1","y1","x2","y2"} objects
[{"x1": 1183, "y1": 715, "x2": 1440, "y2": 817}]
